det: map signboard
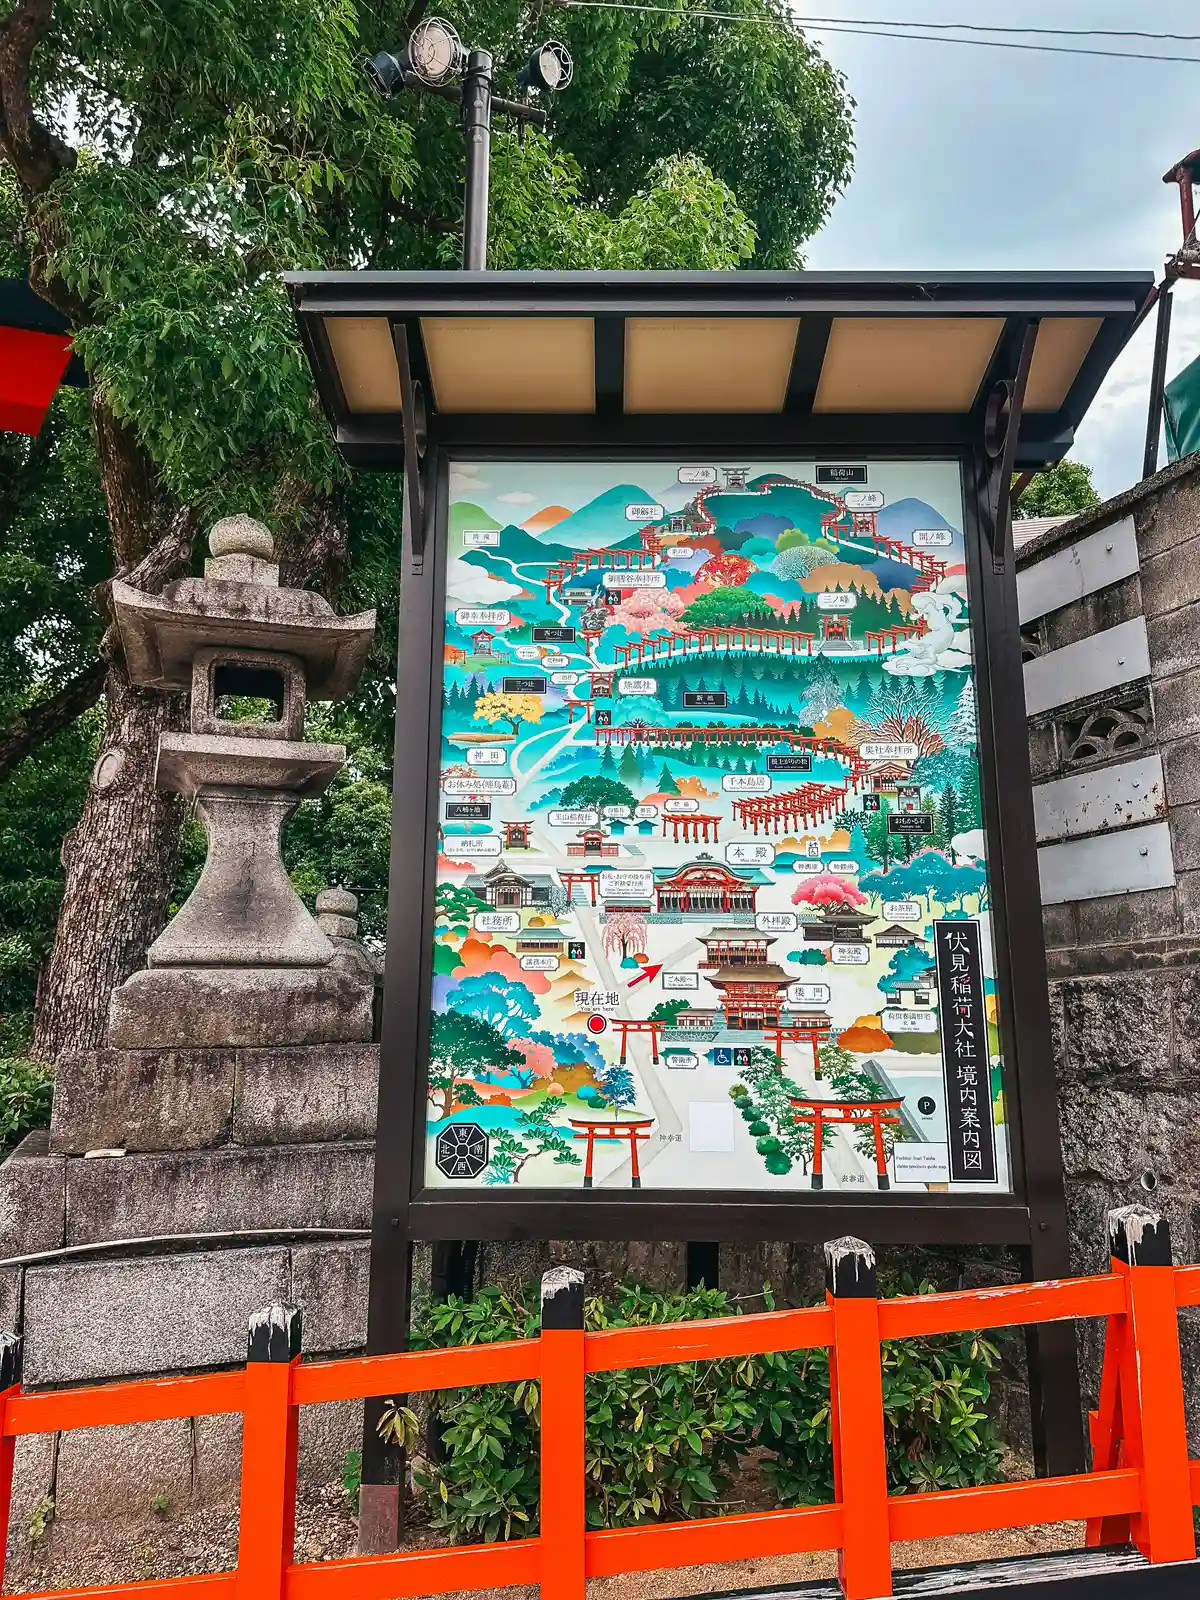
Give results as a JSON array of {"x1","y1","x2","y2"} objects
[{"x1": 426, "y1": 459, "x2": 1009, "y2": 1195}]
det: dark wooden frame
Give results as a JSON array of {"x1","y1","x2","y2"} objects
[{"x1": 377, "y1": 436, "x2": 1056, "y2": 1244}]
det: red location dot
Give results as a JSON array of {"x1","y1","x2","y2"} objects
[{"x1": 586, "y1": 1013, "x2": 607, "y2": 1035}]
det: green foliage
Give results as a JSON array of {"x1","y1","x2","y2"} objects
[
  {"x1": 342, "y1": 1449, "x2": 362, "y2": 1514},
  {"x1": 679, "y1": 587, "x2": 776, "y2": 628},
  {"x1": 1014, "y1": 460, "x2": 1100, "y2": 521},
  {"x1": 0, "y1": 0, "x2": 855, "y2": 1002},
  {"x1": 0, "y1": 1055, "x2": 54, "y2": 1150},
  {"x1": 560, "y1": 776, "x2": 638, "y2": 814},
  {"x1": 409, "y1": 1275, "x2": 1003, "y2": 1541}
]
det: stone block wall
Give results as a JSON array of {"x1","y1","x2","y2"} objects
[{"x1": 1018, "y1": 456, "x2": 1200, "y2": 1442}]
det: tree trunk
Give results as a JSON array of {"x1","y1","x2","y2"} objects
[{"x1": 29, "y1": 663, "x2": 189, "y2": 1061}]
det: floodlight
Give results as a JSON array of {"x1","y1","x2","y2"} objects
[
  {"x1": 517, "y1": 40, "x2": 574, "y2": 94},
  {"x1": 407, "y1": 17, "x2": 465, "y2": 85},
  {"x1": 363, "y1": 48, "x2": 408, "y2": 98}
]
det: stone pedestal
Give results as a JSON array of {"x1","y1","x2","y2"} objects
[{"x1": 150, "y1": 790, "x2": 334, "y2": 969}]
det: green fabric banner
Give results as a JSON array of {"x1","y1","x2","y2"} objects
[{"x1": 1165, "y1": 351, "x2": 1200, "y2": 463}]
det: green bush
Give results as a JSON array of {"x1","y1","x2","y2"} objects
[
  {"x1": 0, "y1": 1056, "x2": 53, "y2": 1151},
  {"x1": 408, "y1": 1276, "x2": 1004, "y2": 1541}
]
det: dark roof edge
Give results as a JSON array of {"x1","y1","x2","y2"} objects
[{"x1": 1014, "y1": 453, "x2": 1200, "y2": 567}]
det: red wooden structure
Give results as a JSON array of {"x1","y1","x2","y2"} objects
[
  {"x1": 613, "y1": 627, "x2": 815, "y2": 666},
  {"x1": 569, "y1": 1117, "x2": 655, "y2": 1188},
  {"x1": 541, "y1": 546, "x2": 659, "y2": 601},
  {"x1": 0, "y1": 1207, "x2": 1195, "y2": 1600},
  {"x1": 559, "y1": 870, "x2": 599, "y2": 905},
  {"x1": 732, "y1": 782, "x2": 850, "y2": 833},
  {"x1": 661, "y1": 811, "x2": 720, "y2": 843},
  {"x1": 793, "y1": 1097, "x2": 904, "y2": 1191},
  {"x1": 502, "y1": 820, "x2": 531, "y2": 849},
  {"x1": 565, "y1": 697, "x2": 594, "y2": 723}
]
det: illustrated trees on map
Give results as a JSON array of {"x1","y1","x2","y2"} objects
[
  {"x1": 428, "y1": 1010, "x2": 524, "y2": 1117},
  {"x1": 695, "y1": 553, "x2": 757, "y2": 588},
  {"x1": 876, "y1": 945, "x2": 934, "y2": 999},
  {"x1": 678, "y1": 586, "x2": 775, "y2": 629},
  {"x1": 435, "y1": 883, "x2": 488, "y2": 938},
  {"x1": 484, "y1": 1104, "x2": 581, "y2": 1185},
  {"x1": 650, "y1": 999, "x2": 691, "y2": 1022},
  {"x1": 473, "y1": 691, "x2": 545, "y2": 737},
  {"x1": 609, "y1": 588, "x2": 684, "y2": 635},
  {"x1": 452, "y1": 972, "x2": 540, "y2": 1038},
  {"x1": 618, "y1": 745, "x2": 642, "y2": 784},
  {"x1": 772, "y1": 544, "x2": 826, "y2": 581},
  {"x1": 603, "y1": 910, "x2": 648, "y2": 962},
  {"x1": 862, "y1": 680, "x2": 946, "y2": 757},
  {"x1": 730, "y1": 1050, "x2": 828, "y2": 1176},
  {"x1": 946, "y1": 678, "x2": 979, "y2": 748},
  {"x1": 820, "y1": 1045, "x2": 903, "y2": 1164},
  {"x1": 657, "y1": 764, "x2": 680, "y2": 795},
  {"x1": 560, "y1": 776, "x2": 638, "y2": 814},
  {"x1": 596, "y1": 1065, "x2": 638, "y2": 1107},
  {"x1": 861, "y1": 850, "x2": 988, "y2": 914},
  {"x1": 791, "y1": 874, "x2": 868, "y2": 909},
  {"x1": 801, "y1": 655, "x2": 844, "y2": 724}
]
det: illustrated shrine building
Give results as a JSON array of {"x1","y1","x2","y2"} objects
[
  {"x1": 465, "y1": 862, "x2": 554, "y2": 908},
  {"x1": 515, "y1": 928, "x2": 567, "y2": 957},
  {"x1": 697, "y1": 927, "x2": 778, "y2": 968},
  {"x1": 874, "y1": 924, "x2": 925, "y2": 950},
  {"x1": 651, "y1": 858, "x2": 769, "y2": 917},
  {"x1": 707, "y1": 963, "x2": 793, "y2": 1030},
  {"x1": 820, "y1": 613, "x2": 852, "y2": 644},
  {"x1": 801, "y1": 903, "x2": 877, "y2": 943},
  {"x1": 868, "y1": 761, "x2": 913, "y2": 795}
]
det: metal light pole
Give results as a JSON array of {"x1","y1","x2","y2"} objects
[
  {"x1": 461, "y1": 50, "x2": 494, "y2": 270},
  {"x1": 365, "y1": 24, "x2": 572, "y2": 272}
]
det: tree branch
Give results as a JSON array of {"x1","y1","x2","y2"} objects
[
  {"x1": 0, "y1": 658, "x2": 105, "y2": 785},
  {"x1": 0, "y1": 0, "x2": 76, "y2": 195}
]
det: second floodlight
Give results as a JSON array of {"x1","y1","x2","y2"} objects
[{"x1": 517, "y1": 40, "x2": 574, "y2": 93}]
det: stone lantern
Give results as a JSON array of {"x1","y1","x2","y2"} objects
[{"x1": 105, "y1": 515, "x2": 378, "y2": 1048}]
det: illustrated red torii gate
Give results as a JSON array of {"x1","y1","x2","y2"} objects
[
  {"x1": 792, "y1": 1097, "x2": 904, "y2": 1191},
  {"x1": 570, "y1": 1118, "x2": 655, "y2": 1189},
  {"x1": 558, "y1": 871, "x2": 599, "y2": 905},
  {"x1": 612, "y1": 627, "x2": 816, "y2": 667},
  {"x1": 662, "y1": 811, "x2": 720, "y2": 843},
  {"x1": 732, "y1": 782, "x2": 849, "y2": 834}
]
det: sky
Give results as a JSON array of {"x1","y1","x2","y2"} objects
[{"x1": 789, "y1": 1, "x2": 1200, "y2": 498}]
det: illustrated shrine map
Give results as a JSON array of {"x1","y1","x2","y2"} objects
[{"x1": 426, "y1": 459, "x2": 1010, "y2": 1195}]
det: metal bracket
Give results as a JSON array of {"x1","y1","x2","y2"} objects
[
  {"x1": 391, "y1": 322, "x2": 428, "y2": 571},
  {"x1": 980, "y1": 319, "x2": 1038, "y2": 574}
]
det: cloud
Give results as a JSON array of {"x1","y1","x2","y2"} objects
[
  {"x1": 446, "y1": 556, "x2": 525, "y2": 605},
  {"x1": 498, "y1": 491, "x2": 537, "y2": 505}
]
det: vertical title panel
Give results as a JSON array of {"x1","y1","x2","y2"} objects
[
  {"x1": 933, "y1": 920, "x2": 996, "y2": 1182},
  {"x1": 424, "y1": 460, "x2": 1009, "y2": 1196}
]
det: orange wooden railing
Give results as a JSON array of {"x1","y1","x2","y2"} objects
[{"x1": 1, "y1": 1204, "x2": 1197, "y2": 1599}]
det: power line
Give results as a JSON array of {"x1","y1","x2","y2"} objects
[
  {"x1": 554, "y1": 0, "x2": 1200, "y2": 63},
  {"x1": 794, "y1": 15, "x2": 1200, "y2": 44}
]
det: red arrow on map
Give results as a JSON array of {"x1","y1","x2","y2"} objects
[{"x1": 627, "y1": 963, "x2": 663, "y2": 989}]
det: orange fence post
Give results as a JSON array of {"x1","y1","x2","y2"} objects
[
  {"x1": 540, "y1": 1267, "x2": 586, "y2": 1600},
  {"x1": 236, "y1": 1303, "x2": 301, "y2": 1600},
  {"x1": 1106, "y1": 1206, "x2": 1195, "y2": 1564},
  {"x1": 1085, "y1": 1283, "x2": 1129, "y2": 1549},
  {"x1": 0, "y1": 1333, "x2": 22, "y2": 1593},
  {"x1": 826, "y1": 1237, "x2": 892, "y2": 1600}
]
